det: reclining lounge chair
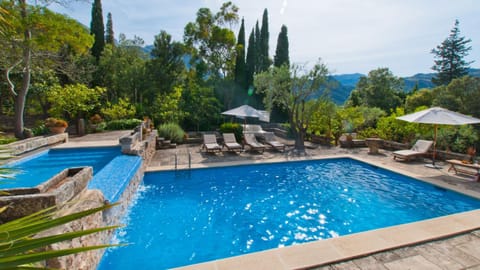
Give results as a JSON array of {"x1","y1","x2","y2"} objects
[
  {"x1": 222, "y1": 133, "x2": 243, "y2": 153},
  {"x1": 243, "y1": 133, "x2": 265, "y2": 153},
  {"x1": 243, "y1": 124, "x2": 269, "y2": 136},
  {"x1": 202, "y1": 134, "x2": 222, "y2": 153},
  {"x1": 263, "y1": 132, "x2": 285, "y2": 152},
  {"x1": 393, "y1": 139, "x2": 433, "y2": 161}
]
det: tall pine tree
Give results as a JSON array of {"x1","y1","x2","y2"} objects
[
  {"x1": 271, "y1": 24, "x2": 290, "y2": 122},
  {"x1": 274, "y1": 25, "x2": 289, "y2": 67},
  {"x1": 254, "y1": 21, "x2": 261, "y2": 74},
  {"x1": 259, "y1": 8, "x2": 270, "y2": 71},
  {"x1": 90, "y1": 0, "x2": 105, "y2": 61},
  {"x1": 105, "y1": 12, "x2": 114, "y2": 46},
  {"x1": 234, "y1": 18, "x2": 247, "y2": 90},
  {"x1": 246, "y1": 28, "x2": 256, "y2": 88},
  {"x1": 431, "y1": 19, "x2": 473, "y2": 86}
]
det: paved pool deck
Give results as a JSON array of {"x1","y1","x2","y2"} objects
[{"x1": 148, "y1": 140, "x2": 480, "y2": 270}]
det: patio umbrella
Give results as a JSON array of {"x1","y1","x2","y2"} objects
[
  {"x1": 396, "y1": 107, "x2": 480, "y2": 168},
  {"x1": 221, "y1": 105, "x2": 270, "y2": 123}
]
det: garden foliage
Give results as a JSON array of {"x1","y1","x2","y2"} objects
[{"x1": 157, "y1": 123, "x2": 185, "y2": 143}]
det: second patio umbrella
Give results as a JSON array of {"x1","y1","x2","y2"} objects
[
  {"x1": 221, "y1": 105, "x2": 270, "y2": 123},
  {"x1": 397, "y1": 107, "x2": 480, "y2": 168}
]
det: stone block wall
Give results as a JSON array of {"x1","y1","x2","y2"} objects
[
  {"x1": 7, "y1": 133, "x2": 68, "y2": 156},
  {"x1": 44, "y1": 128, "x2": 157, "y2": 269},
  {"x1": 43, "y1": 189, "x2": 108, "y2": 270},
  {"x1": 0, "y1": 167, "x2": 92, "y2": 223}
]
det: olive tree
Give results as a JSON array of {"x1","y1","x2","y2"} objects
[{"x1": 254, "y1": 61, "x2": 330, "y2": 153}]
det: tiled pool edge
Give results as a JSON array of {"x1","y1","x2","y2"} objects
[
  {"x1": 94, "y1": 131, "x2": 158, "y2": 265},
  {"x1": 145, "y1": 155, "x2": 480, "y2": 270}
]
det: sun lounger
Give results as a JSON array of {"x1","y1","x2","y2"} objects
[
  {"x1": 243, "y1": 124, "x2": 269, "y2": 135},
  {"x1": 263, "y1": 132, "x2": 285, "y2": 152},
  {"x1": 243, "y1": 133, "x2": 265, "y2": 153},
  {"x1": 222, "y1": 133, "x2": 243, "y2": 153},
  {"x1": 393, "y1": 139, "x2": 433, "y2": 161},
  {"x1": 202, "y1": 134, "x2": 222, "y2": 153}
]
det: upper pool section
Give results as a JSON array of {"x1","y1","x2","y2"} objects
[{"x1": 2, "y1": 146, "x2": 122, "y2": 189}]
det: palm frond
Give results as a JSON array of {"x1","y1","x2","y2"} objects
[{"x1": 0, "y1": 203, "x2": 121, "y2": 269}]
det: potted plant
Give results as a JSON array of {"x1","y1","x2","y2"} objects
[
  {"x1": 343, "y1": 121, "x2": 354, "y2": 148},
  {"x1": 89, "y1": 114, "x2": 103, "y2": 132},
  {"x1": 45, "y1": 117, "x2": 68, "y2": 134},
  {"x1": 467, "y1": 146, "x2": 476, "y2": 164}
]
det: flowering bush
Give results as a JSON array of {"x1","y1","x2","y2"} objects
[
  {"x1": 89, "y1": 114, "x2": 103, "y2": 124},
  {"x1": 45, "y1": 117, "x2": 68, "y2": 128}
]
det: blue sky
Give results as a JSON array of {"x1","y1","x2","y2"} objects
[{"x1": 50, "y1": 0, "x2": 480, "y2": 77}]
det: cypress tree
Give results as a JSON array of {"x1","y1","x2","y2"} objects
[
  {"x1": 246, "y1": 28, "x2": 256, "y2": 90},
  {"x1": 90, "y1": 0, "x2": 105, "y2": 61},
  {"x1": 259, "y1": 8, "x2": 270, "y2": 71},
  {"x1": 431, "y1": 19, "x2": 473, "y2": 86},
  {"x1": 105, "y1": 12, "x2": 114, "y2": 46},
  {"x1": 234, "y1": 18, "x2": 247, "y2": 90},
  {"x1": 274, "y1": 25, "x2": 289, "y2": 67},
  {"x1": 254, "y1": 21, "x2": 261, "y2": 73}
]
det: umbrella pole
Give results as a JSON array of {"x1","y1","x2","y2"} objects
[
  {"x1": 426, "y1": 124, "x2": 442, "y2": 169},
  {"x1": 432, "y1": 124, "x2": 437, "y2": 165}
]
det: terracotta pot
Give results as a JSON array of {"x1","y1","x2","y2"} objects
[{"x1": 49, "y1": 126, "x2": 66, "y2": 134}]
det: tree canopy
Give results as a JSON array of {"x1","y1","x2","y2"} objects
[
  {"x1": 183, "y1": 3, "x2": 238, "y2": 79},
  {"x1": 274, "y1": 24, "x2": 289, "y2": 68},
  {"x1": 105, "y1": 12, "x2": 114, "y2": 46},
  {"x1": 234, "y1": 18, "x2": 247, "y2": 90},
  {"x1": 431, "y1": 19, "x2": 473, "y2": 86},
  {"x1": 0, "y1": 1, "x2": 93, "y2": 137},
  {"x1": 258, "y1": 8, "x2": 270, "y2": 72},
  {"x1": 90, "y1": 0, "x2": 105, "y2": 61},
  {"x1": 346, "y1": 68, "x2": 404, "y2": 112},
  {"x1": 254, "y1": 61, "x2": 330, "y2": 152}
]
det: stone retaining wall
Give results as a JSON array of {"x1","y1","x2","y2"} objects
[
  {"x1": 44, "y1": 129, "x2": 157, "y2": 269},
  {"x1": 0, "y1": 167, "x2": 92, "y2": 223},
  {"x1": 0, "y1": 128, "x2": 157, "y2": 269},
  {"x1": 7, "y1": 133, "x2": 68, "y2": 155}
]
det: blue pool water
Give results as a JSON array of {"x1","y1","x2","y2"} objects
[
  {"x1": 98, "y1": 158, "x2": 480, "y2": 269},
  {"x1": 2, "y1": 147, "x2": 122, "y2": 190}
]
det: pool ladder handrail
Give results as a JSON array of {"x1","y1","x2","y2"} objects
[
  {"x1": 173, "y1": 151, "x2": 191, "y2": 170},
  {"x1": 174, "y1": 152, "x2": 178, "y2": 170},
  {"x1": 188, "y1": 151, "x2": 191, "y2": 169}
]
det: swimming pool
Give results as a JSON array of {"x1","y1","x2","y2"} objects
[
  {"x1": 98, "y1": 158, "x2": 480, "y2": 269},
  {"x1": 2, "y1": 146, "x2": 121, "y2": 189}
]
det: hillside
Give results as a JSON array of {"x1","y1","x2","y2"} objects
[
  {"x1": 403, "y1": 73, "x2": 435, "y2": 90},
  {"x1": 330, "y1": 68, "x2": 480, "y2": 104},
  {"x1": 331, "y1": 73, "x2": 364, "y2": 88}
]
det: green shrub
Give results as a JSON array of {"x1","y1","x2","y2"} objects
[
  {"x1": 374, "y1": 108, "x2": 430, "y2": 143},
  {"x1": 101, "y1": 98, "x2": 136, "y2": 121},
  {"x1": 157, "y1": 123, "x2": 185, "y2": 143},
  {"x1": 219, "y1": 122, "x2": 243, "y2": 141},
  {"x1": 357, "y1": 127, "x2": 381, "y2": 139},
  {"x1": 89, "y1": 122, "x2": 107, "y2": 133},
  {"x1": 437, "y1": 125, "x2": 478, "y2": 153},
  {"x1": 31, "y1": 124, "x2": 49, "y2": 136},
  {"x1": 0, "y1": 136, "x2": 17, "y2": 145},
  {"x1": 105, "y1": 119, "x2": 143, "y2": 130}
]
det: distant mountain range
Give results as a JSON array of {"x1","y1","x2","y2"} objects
[{"x1": 328, "y1": 68, "x2": 480, "y2": 104}]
